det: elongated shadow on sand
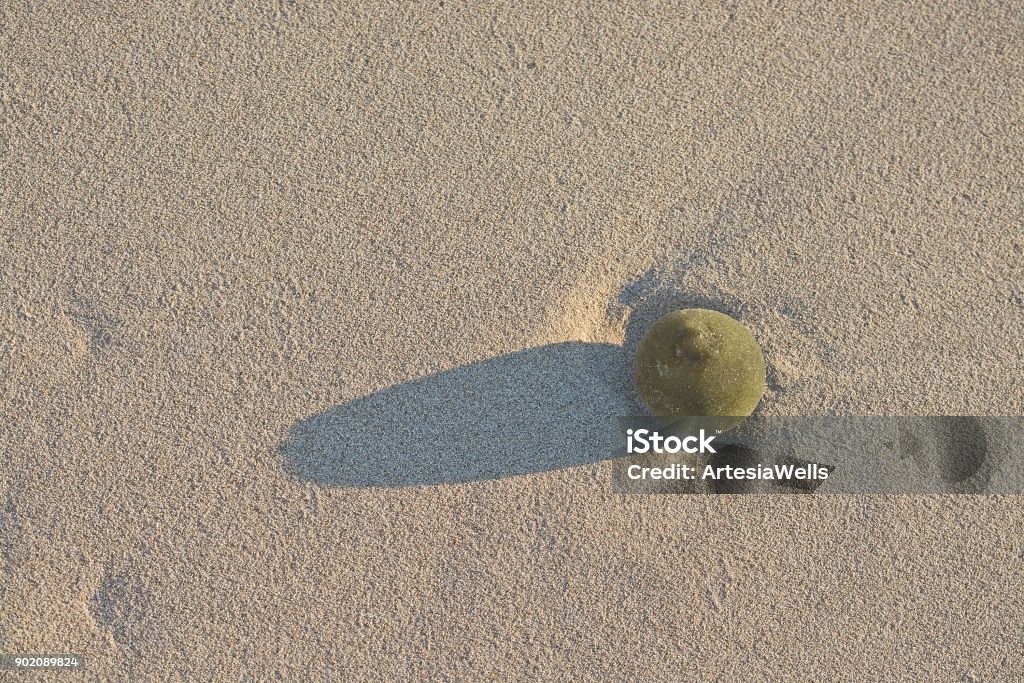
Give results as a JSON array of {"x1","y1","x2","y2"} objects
[{"x1": 280, "y1": 342, "x2": 633, "y2": 487}]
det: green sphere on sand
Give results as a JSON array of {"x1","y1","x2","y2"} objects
[{"x1": 634, "y1": 309, "x2": 765, "y2": 418}]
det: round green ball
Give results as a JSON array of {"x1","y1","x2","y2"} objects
[{"x1": 633, "y1": 309, "x2": 766, "y2": 418}]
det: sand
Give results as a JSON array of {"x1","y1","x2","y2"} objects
[{"x1": 2, "y1": 1, "x2": 1023, "y2": 680}]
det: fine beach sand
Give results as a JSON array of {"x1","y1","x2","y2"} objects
[{"x1": 3, "y1": 2, "x2": 1023, "y2": 680}]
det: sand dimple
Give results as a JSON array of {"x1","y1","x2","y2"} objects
[
  {"x1": 65, "y1": 303, "x2": 122, "y2": 353},
  {"x1": 934, "y1": 417, "x2": 990, "y2": 492},
  {"x1": 897, "y1": 419, "x2": 994, "y2": 493},
  {"x1": 89, "y1": 566, "x2": 151, "y2": 654},
  {"x1": 1, "y1": 299, "x2": 128, "y2": 394},
  {"x1": 0, "y1": 496, "x2": 17, "y2": 603}
]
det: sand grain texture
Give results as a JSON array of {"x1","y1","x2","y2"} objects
[{"x1": 2, "y1": 1, "x2": 1023, "y2": 680}]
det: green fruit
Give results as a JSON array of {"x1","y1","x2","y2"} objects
[{"x1": 634, "y1": 309, "x2": 765, "y2": 418}]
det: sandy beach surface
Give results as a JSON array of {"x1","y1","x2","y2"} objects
[{"x1": 3, "y1": 2, "x2": 1023, "y2": 680}]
